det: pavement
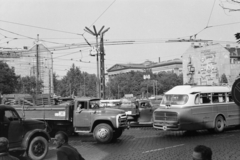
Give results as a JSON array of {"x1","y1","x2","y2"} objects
[
  {"x1": 11, "y1": 126, "x2": 240, "y2": 160},
  {"x1": 44, "y1": 126, "x2": 240, "y2": 160}
]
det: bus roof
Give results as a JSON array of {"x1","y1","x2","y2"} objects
[{"x1": 165, "y1": 85, "x2": 232, "y2": 95}]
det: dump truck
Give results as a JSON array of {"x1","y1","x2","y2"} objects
[{"x1": 3, "y1": 95, "x2": 128, "y2": 143}]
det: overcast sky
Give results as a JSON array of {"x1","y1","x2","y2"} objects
[{"x1": 1, "y1": 0, "x2": 240, "y2": 78}]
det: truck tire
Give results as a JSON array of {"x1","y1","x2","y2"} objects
[
  {"x1": 112, "y1": 129, "x2": 123, "y2": 141},
  {"x1": 28, "y1": 136, "x2": 48, "y2": 160},
  {"x1": 93, "y1": 123, "x2": 113, "y2": 143}
]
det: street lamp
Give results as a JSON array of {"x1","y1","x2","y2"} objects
[{"x1": 143, "y1": 74, "x2": 150, "y2": 98}]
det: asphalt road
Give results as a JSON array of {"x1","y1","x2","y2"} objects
[{"x1": 40, "y1": 126, "x2": 240, "y2": 160}]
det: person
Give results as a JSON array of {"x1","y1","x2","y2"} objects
[
  {"x1": 53, "y1": 131, "x2": 85, "y2": 160},
  {"x1": 76, "y1": 103, "x2": 83, "y2": 112},
  {"x1": 192, "y1": 145, "x2": 212, "y2": 160},
  {"x1": 0, "y1": 137, "x2": 19, "y2": 160}
]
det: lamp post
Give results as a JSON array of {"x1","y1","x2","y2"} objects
[{"x1": 143, "y1": 74, "x2": 150, "y2": 98}]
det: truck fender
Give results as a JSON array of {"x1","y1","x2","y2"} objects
[
  {"x1": 91, "y1": 120, "x2": 114, "y2": 132},
  {"x1": 21, "y1": 129, "x2": 50, "y2": 149}
]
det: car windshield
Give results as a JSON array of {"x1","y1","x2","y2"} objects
[{"x1": 161, "y1": 94, "x2": 188, "y2": 105}]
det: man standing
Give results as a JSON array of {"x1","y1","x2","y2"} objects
[
  {"x1": 53, "y1": 131, "x2": 85, "y2": 160},
  {"x1": 0, "y1": 137, "x2": 19, "y2": 160},
  {"x1": 192, "y1": 145, "x2": 212, "y2": 160}
]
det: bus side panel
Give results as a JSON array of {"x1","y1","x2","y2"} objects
[
  {"x1": 191, "y1": 105, "x2": 213, "y2": 130},
  {"x1": 227, "y1": 103, "x2": 240, "y2": 126}
]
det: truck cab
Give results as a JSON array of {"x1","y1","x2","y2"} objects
[
  {"x1": 0, "y1": 105, "x2": 50, "y2": 160},
  {"x1": 73, "y1": 98, "x2": 128, "y2": 143}
]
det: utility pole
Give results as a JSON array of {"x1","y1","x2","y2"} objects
[
  {"x1": 36, "y1": 34, "x2": 39, "y2": 95},
  {"x1": 84, "y1": 25, "x2": 109, "y2": 99},
  {"x1": 99, "y1": 27, "x2": 110, "y2": 99}
]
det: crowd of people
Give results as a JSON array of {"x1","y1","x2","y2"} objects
[{"x1": 0, "y1": 133, "x2": 213, "y2": 160}]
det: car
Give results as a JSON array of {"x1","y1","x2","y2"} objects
[{"x1": 0, "y1": 105, "x2": 50, "y2": 160}]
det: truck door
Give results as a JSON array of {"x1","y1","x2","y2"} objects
[
  {"x1": 73, "y1": 102, "x2": 92, "y2": 131},
  {"x1": 138, "y1": 101, "x2": 153, "y2": 123},
  {"x1": 4, "y1": 110, "x2": 24, "y2": 148}
]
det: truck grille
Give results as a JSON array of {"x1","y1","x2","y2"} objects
[
  {"x1": 119, "y1": 114, "x2": 128, "y2": 126},
  {"x1": 154, "y1": 111, "x2": 178, "y2": 121}
]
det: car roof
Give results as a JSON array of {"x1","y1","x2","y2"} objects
[{"x1": 166, "y1": 85, "x2": 232, "y2": 94}]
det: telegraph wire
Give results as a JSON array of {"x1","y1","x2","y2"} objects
[
  {"x1": 207, "y1": 0, "x2": 217, "y2": 27},
  {"x1": 83, "y1": 0, "x2": 117, "y2": 34}
]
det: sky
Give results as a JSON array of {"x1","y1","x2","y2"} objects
[{"x1": 1, "y1": 0, "x2": 240, "y2": 78}]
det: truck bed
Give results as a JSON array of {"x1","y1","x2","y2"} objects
[{"x1": 12, "y1": 105, "x2": 72, "y2": 121}]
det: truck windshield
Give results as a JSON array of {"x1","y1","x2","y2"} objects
[{"x1": 161, "y1": 94, "x2": 188, "y2": 105}]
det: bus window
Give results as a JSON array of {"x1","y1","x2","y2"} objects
[
  {"x1": 227, "y1": 93, "x2": 233, "y2": 102},
  {"x1": 200, "y1": 93, "x2": 211, "y2": 104},
  {"x1": 194, "y1": 94, "x2": 200, "y2": 104}
]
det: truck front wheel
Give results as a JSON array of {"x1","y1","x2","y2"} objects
[
  {"x1": 93, "y1": 123, "x2": 113, "y2": 143},
  {"x1": 28, "y1": 136, "x2": 48, "y2": 160}
]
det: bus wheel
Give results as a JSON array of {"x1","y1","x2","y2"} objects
[{"x1": 214, "y1": 115, "x2": 225, "y2": 133}]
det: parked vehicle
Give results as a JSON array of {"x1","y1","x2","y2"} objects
[
  {"x1": 0, "y1": 105, "x2": 50, "y2": 160},
  {"x1": 153, "y1": 85, "x2": 239, "y2": 133},
  {"x1": 9, "y1": 97, "x2": 128, "y2": 143},
  {"x1": 99, "y1": 99, "x2": 122, "y2": 107},
  {"x1": 103, "y1": 99, "x2": 158, "y2": 125}
]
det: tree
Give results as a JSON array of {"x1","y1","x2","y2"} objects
[
  {"x1": 0, "y1": 62, "x2": 19, "y2": 94},
  {"x1": 220, "y1": 73, "x2": 228, "y2": 84},
  {"x1": 107, "y1": 71, "x2": 183, "y2": 99},
  {"x1": 55, "y1": 64, "x2": 97, "y2": 97},
  {"x1": 220, "y1": 0, "x2": 240, "y2": 12},
  {"x1": 19, "y1": 76, "x2": 43, "y2": 95}
]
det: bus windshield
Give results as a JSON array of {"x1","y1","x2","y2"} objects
[{"x1": 161, "y1": 94, "x2": 188, "y2": 105}]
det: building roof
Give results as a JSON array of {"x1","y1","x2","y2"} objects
[
  {"x1": 150, "y1": 58, "x2": 182, "y2": 68},
  {"x1": 225, "y1": 47, "x2": 240, "y2": 56},
  {"x1": 107, "y1": 59, "x2": 182, "y2": 72}
]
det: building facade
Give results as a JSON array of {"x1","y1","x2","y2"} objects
[
  {"x1": 0, "y1": 44, "x2": 53, "y2": 94},
  {"x1": 182, "y1": 43, "x2": 240, "y2": 86},
  {"x1": 107, "y1": 59, "x2": 182, "y2": 77}
]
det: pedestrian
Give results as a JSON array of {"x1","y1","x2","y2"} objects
[
  {"x1": 53, "y1": 131, "x2": 85, "y2": 160},
  {"x1": 192, "y1": 145, "x2": 212, "y2": 160},
  {"x1": 0, "y1": 137, "x2": 19, "y2": 160}
]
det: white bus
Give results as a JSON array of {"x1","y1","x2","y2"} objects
[{"x1": 153, "y1": 85, "x2": 239, "y2": 133}]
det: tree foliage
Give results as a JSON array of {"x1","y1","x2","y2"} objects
[
  {"x1": 220, "y1": 73, "x2": 228, "y2": 84},
  {"x1": 107, "y1": 71, "x2": 183, "y2": 99},
  {"x1": 54, "y1": 64, "x2": 97, "y2": 97},
  {"x1": 18, "y1": 76, "x2": 43, "y2": 94},
  {"x1": 0, "y1": 62, "x2": 19, "y2": 94}
]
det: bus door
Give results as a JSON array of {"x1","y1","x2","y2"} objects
[{"x1": 191, "y1": 93, "x2": 213, "y2": 129}]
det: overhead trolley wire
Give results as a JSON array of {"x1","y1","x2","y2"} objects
[{"x1": 0, "y1": 19, "x2": 83, "y2": 36}]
